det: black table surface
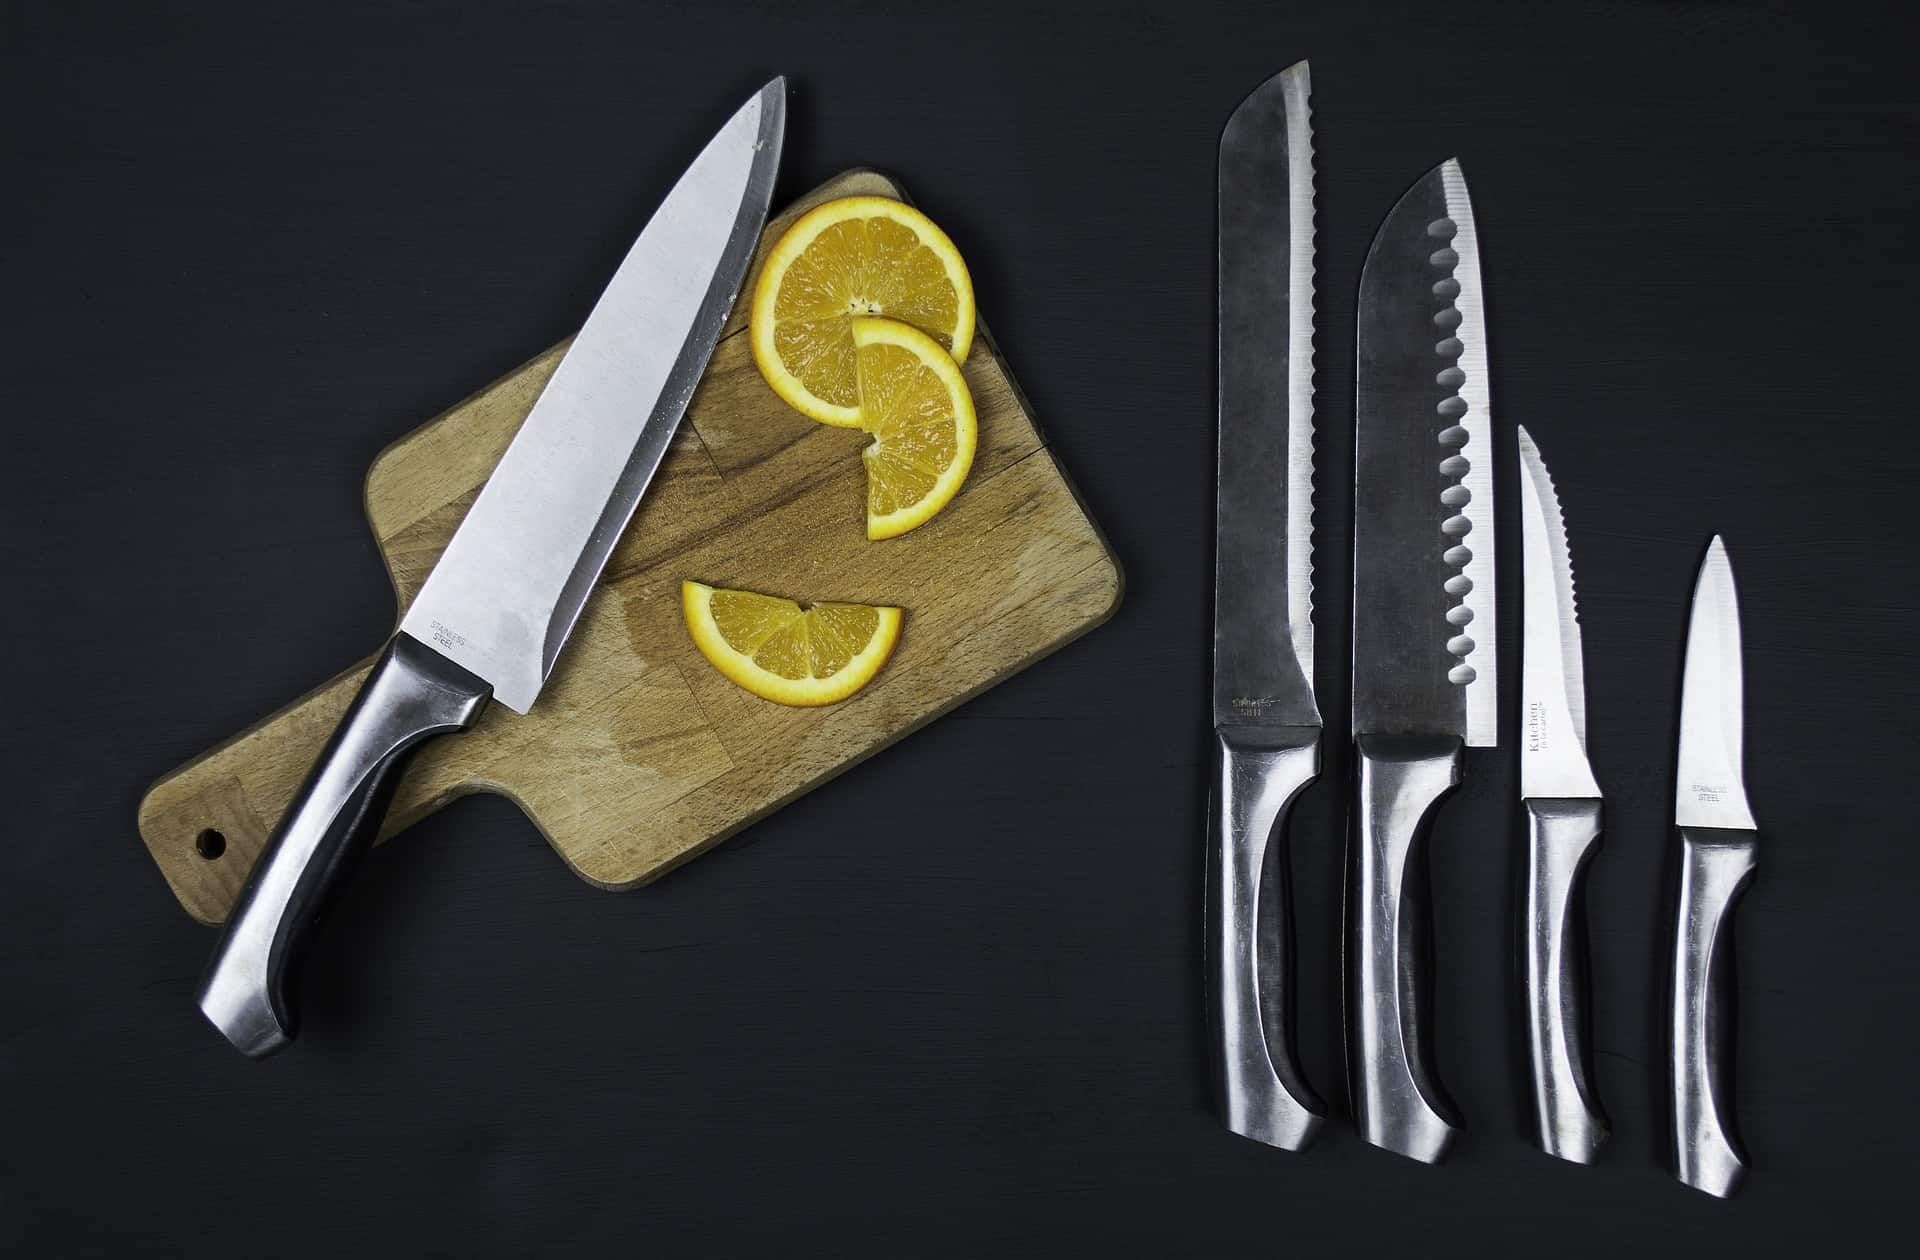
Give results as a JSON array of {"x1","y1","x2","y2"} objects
[{"x1": 6, "y1": 1, "x2": 1917, "y2": 1254}]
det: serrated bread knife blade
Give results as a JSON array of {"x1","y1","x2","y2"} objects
[
  {"x1": 1515, "y1": 426, "x2": 1608, "y2": 1164},
  {"x1": 1205, "y1": 61, "x2": 1325, "y2": 1151},
  {"x1": 196, "y1": 81, "x2": 787, "y2": 1057},
  {"x1": 1346, "y1": 158, "x2": 1495, "y2": 1164},
  {"x1": 1668, "y1": 536, "x2": 1759, "y2": 1197}
]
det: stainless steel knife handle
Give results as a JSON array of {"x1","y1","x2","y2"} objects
[
  {"x1": 1346, "y1": 733, "x2": 1463, "y2": 1163},
  {"x1": 197, "y1": 633, "x2": 489, "y2": 1057},
  {"x1": 1669, "y1": 827, "x2": 1757, "y2": 1197},
  {"x1": 1205, "y1": 727, "x2": 1325, "y2": 1150},
  {"x1": 1523, "y1": 797, "x2": 1608, "y2": 1164}
]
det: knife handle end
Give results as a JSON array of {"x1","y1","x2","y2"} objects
[
  {"x1": 1524, "y1": 797, "x2": 1609, "y2": 1164},
  {"x1": 196, "y1": 633, "x2": 490, "y2": 1058},
  {"x1": 1205, "y1": 727, "x2": 1325, "y2": 1151},
  {"x1": 1346, "y1": 733, "x2": 1464, "y2": 1164},
  {"x1": 1670, "y1": 827, "x2": 1756, "y2": 1197}
]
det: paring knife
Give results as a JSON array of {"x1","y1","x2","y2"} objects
[
  {"x1": 1515, "y1": 426, "x2": 1608, "y2": 1163},
  {"x1": 196, "y1": 81, "x2": 787, "y2": 1058},
  {"x1": 1205, "y1": 60, "x2": 1324, "y2": 1151},
  {"x1": 1668, "y1": 536, "x2": 1758, "y2": 1197},
  {"x1": 1347, "y1": 158, "x2": 1496, "y2": 1164}
]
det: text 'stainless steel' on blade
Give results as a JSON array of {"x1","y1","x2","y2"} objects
[
  {"x1": 1346, "y1": 158, "x2": 1495, "y2": 1164},
  {"x1": 196, "y1": 81, "x2": 787, "y2": 1058},
  {"x1": 1205, "y1": 61, "x2": 1324, "y2": 1152},
  {"x1": 1515, "y1": 426, "x2": 1608, "y2": 1165},
  {"x1": 1668, "y1": 536, "x2": 1759, "y2": 1198}
]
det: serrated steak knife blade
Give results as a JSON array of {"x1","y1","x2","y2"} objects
[
  {"x1": 1204, "y1": 60, "x2": 1325, "y2": 1152},
  {"x1": 1515, "y1": 426, "x2": 1608, "y2": 1165},
  {"x1": 1352, "y1": 158, "x2": 1495, "y2": 743},
  {"x1": 196, "y1": 81, "x2": 787, "y2": 1058},
  {"x1": 1345, "y1": 158, "x2": 1496, "y2": 1164}
]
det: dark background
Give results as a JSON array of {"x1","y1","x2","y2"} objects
[{"x1": 5, "y1": 1, "x2": 1916, "y2": 1254}]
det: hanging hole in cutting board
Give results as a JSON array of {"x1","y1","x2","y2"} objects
[{"x1": 194, "y1": 828, "x2": 226, "y2": 860}]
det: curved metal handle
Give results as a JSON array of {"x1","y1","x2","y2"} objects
[
  {"x1": 1670, "y1": 827, "x2": 1757, "y2": 1197},
  {"x1": 196, "y1": 634, "x2": 489, "y2": 1057},
  {"x1": 1524, "y1": 797, "x2": 1608, "y2": 1163},
  {"x1": 1205, "y1": 728, "x2": 1325, "y2": 1150},
  {"x1": 1347, "y1": 733, "x2": 1463, "y2": 1163}
]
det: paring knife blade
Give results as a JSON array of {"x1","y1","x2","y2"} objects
[
  {"x1": 1515, "y1": 426, "x2": 1608, "y2": 1164},
  {"x1": 1669, "y1": 535, "x2": 1758, "y2": 1197},
  {"x1": 196, "y1": 80, "x2": 787, "y2": 1058},
  {"x1": 1204, "y1": 59, "x2": 1325, "y2": 1151},
  {"x1": 1346, "y1": 157, "x2": 1495, "y2": 1164}
]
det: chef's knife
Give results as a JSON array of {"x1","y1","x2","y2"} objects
[
  {"x1": 1347, "y1": 158, "x2": 1496, "y2": 1163},
  {"x1": 1668, "y1": 535, "x2": 1758, "y2": 1197},
  {"x1": 197, "y1": 81, "x2": 787, "y2": 1058},
  {"x1": 1515, "y1": 426, "x2": 1608, "y2": 1164},
  {"x1": 1205, "y1": 60, "x2": 1324, "y2": 1151}
]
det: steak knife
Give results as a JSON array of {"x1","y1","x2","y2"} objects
[
  {"x1": 1205, "y1": 60, "x2": 1325, "y2": 1151},
  {"x1": 196, "y1": 81, "x2": 787, "y2": 1058},
  {"x1": 1668, "y1": 536, "x2": 1758, "y2": 1197},
  {"x1": 1515, "y1": 426, "x2": 1608, "y2": 1164},
  {"x1": 1347, "y1": 158, "x2": 1496, "y2": 1164}
]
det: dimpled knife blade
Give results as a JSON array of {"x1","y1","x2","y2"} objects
[{"x1": 1345, "y1": 158, "x2": 1495, "y2": 1164}]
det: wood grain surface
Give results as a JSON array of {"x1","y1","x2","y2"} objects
[{"x1": 136, "y1": 170, "x2": 1121, "y2": 924}]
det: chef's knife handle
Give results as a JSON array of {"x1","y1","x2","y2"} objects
[
  {"x1": 1346, "y1": 733, "x2": 1463, "y2": 1163},
  {"x1": 1205, "y1": 727, "x2": 1325, "y2": 1150},
  {"x1": 1523, "y1": 797, "x2": 1608, "y2": 1164},
  {"x1": 1669, "y1": 827, "x2": 1756, "y2": 1197},
  {"x1": 196, "y1": 633, "x2": 490, "y2": 1058}
]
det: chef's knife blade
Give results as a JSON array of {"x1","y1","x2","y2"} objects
[
  {"x1": 1516, "y1": 426, "x2": 1607, "y2": 1164},
  {"x1": 196, "y1": 80, "x2": 787, "y2": 1058},
  {"x1": 1669, "y1": 535, "x2": 1758, "y2": 1197},
  {"x1": 1205, "y1": 60, "x2": 1324, "y2": 1152},
  {"x1": 1346, "y1": 157, "x2": 1495, "y2": 1163}
]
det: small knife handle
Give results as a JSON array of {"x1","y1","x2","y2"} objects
[
  {"x1": 1204, "y1": 727, "x2": 1325, "y2": 1150},
  {"x1": 1669, "y1": 827, "x2": 1757, "y2": 1197},
  {"x1": 1346, "y1": 733, "x2": 1463, "y2": 1163},
  {"x1": 196, "y1": 633, "x2": 489, "y2": 1057},
  {"x1": 1523, "y1": 797, "x2": 1609, "y2": 1163}
]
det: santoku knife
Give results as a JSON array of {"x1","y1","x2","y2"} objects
[
  {"x1": 1668, "y1": 535, "x2": 1759, "y2": 1197},
  {"x1": 1346, "y1": 157, "x2": 1496, "y2": 1164},
  {"x1": 1205, "y1": 60, "x2": 1324, "y2": 1150},
  {"x1": 1515, "y1": 426, "x2": 1608, "y2": 1164},
  {"x1": 196, "y1": 80, "x2": 787, "y2": 1058}
]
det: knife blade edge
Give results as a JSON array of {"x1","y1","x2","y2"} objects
[
  {"x1": 1439, "y1": 159, "x2": 1498, "y2": 746},
  {"x1": 399, "y1": 80, "x2": 785, "y2": 714},
  {"x1": 1516, "y1": 426, "x2": 1598, "y2": 799}
]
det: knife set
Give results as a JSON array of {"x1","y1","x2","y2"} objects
[{"x1": 1204, "y1": 62, "x2": 1762, "y2": 1198}]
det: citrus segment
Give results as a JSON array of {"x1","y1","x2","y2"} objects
[
  {"x1": 853, "y1": 317, "x2": 977, "y2": 540},
  {"x1": 751, "y1": 196, "x2": 975, "y2": 427},
  {"x1": 682, "y1": 581, "x2": 903, "y2": 706}
]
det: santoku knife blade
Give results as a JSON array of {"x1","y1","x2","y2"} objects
[
  {"x1": 196, "y1": 80, "x2": 787, "y2": 1057},
  {"x1": 1668, "y1": 535, "x2": 1759, "y2": 1197},
  {"x1": 1346, "y1": 157, "x2": 1496, "y2": 1164},
  {"x1": 1515, "y1": 426, "x2": 1608, "y2": 1164},
  {"x1": 1205, "y1": 60, "x2": 1325, "y2": 1151}
]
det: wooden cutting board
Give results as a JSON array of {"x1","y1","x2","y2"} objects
[{"x1": 137, "y1": 170, "x2": 1121, "y2": 925}]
